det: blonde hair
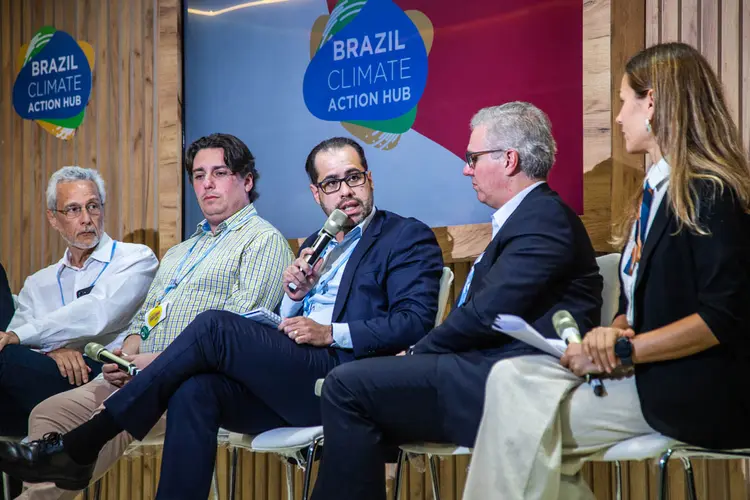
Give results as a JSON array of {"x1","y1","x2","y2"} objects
[{"x1": 612, "y1": 42, "x2": 750, "y2": 247}]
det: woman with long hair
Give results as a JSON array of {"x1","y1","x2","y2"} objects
[{"x1": 463, "y1": 42, "x2": 750, "y2": 499}]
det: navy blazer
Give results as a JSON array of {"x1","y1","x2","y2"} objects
[
  {"x1": 414, "y1": 184, "x2": 603, "y2": 356},
  {"x1": 0, "y1": 263, "x2": 13, "y2": 331},
  {"x1": 300, "y1": 209, "x2": 443, "y2": 359},
  {"x1": 616, "y1": 181, "x2": 750, "y2": 449}
]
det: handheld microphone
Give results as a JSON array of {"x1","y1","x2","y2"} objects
[
  {"x1": 289, "y1": 209, "x2": 349, "y2": 291},
  {"x1": 84, "y1": 342, "x2": 139, "y2": 377},
  {"x1": 305, "y1": 209, "x2": 349, "y2": 266},
  {"x1": 551, "y1": 310, "x2": 605, "y2": 397}
]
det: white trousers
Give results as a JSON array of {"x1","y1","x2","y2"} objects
[{"x1": 463, "y1": 355, "x2": 655, "y2": 500}]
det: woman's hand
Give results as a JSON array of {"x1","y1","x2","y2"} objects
[{"x1": 581, "y1": 326, "x2": 635, "y2": 373}]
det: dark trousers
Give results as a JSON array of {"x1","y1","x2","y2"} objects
[
  {"x1": 310, "y1": 351, "x2": 506, "y2": 500},
  {"x1": 103, "y1": 310, "x2": 345, "y2": 500},
  {"x1": 0, "y1": 344, "x2": 102, "y2": 437}
]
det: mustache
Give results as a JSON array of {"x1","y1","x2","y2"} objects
[{"x1": 337, "y1": 198, "x2": 362, "y2": 209}]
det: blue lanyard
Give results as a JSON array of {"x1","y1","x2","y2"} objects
[
  {"x1": 303, "y1": 229, "x2": 361, "y2": 315},
  {"x1": 58, "y1": 241, "x2": 118, "y2": 306},
  {"x1": 158, "y1": 212, "x2": 255, "y2": 303}
]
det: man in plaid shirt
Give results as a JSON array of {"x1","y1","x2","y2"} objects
[{"x1": 16, "y1": 133, "x2": 293, "y2": 500}]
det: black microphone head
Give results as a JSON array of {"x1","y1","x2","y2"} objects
[
  {"x1": 552, "y1": 310, "x2": 579, "y2": 338},
  {"x1": 321, "y1": 209, "x2": 349, "y2": 236},
  {"x1": 84, "y1": 342, "x2": 106, "y2": 361}
]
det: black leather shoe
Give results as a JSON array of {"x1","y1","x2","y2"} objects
[{"x1": 0, "y1": 433, "x2": 94, "y2": 490}]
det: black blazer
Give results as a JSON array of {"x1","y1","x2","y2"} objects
[
  {"x1": 414, "y1": 184, "x2": 603, "y2": 355},
  {"x1": 0, "y1": 263, "x2": 13, "y2": 331},
  {"x1": 617, "y1": 182, "x2": 750, "y2": 449},
  {"x1": 299, "y1": 209, "x2": 444, "y2": 359}
]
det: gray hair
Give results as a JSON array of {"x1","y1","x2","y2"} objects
[
  {"x1": 470, "y1": 102, "x2": 557, "y2": 179},
  {"x1": 46, "y1": 166, "x2": 106, "y2": 210}
]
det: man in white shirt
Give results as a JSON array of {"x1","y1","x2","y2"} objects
[{"x1": 0, "y1": 166, "x2": 158, "y2": 438}]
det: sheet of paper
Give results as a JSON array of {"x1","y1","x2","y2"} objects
[{"x1": 492, "y1": 314, "x2": 566, "y2": 358}]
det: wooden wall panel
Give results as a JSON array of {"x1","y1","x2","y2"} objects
[
  {"x1": 5, "y1": 0, "x2": 749, "y2": 498},
  {"x1": 0, "y1": 0, "x2": 181, "y2": 294}
]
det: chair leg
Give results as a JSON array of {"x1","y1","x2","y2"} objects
[
  {"x1": 428, "y1": 455, "x2": 441, "y2": 500},
  {"x1": 285, "y1": 461, "x2": 294, "y2": 500},
  {"x1": 680, "y1": 457, "x2": 698, "y2": 500},
  {"x1": 212, "y1": 466, "x2": 220, "y2": 500},
  {"x1": 393, "y1": 450, "x2": 405, "y2": 500},
  {"x1": 614, "y1": 461, "x2": 622, "y2": 500},
  {"x1": 301, "y1": 437, "x2": 323, "y2": 500},
  {"x1": 657, "y1": 449, "x2": 674, "y2": 500},
  {"x1": 2, "y1": 472, "x2": 11, "y2": 500},
  {"x1": 229, "y1": 448, "x2": 238, "y2": 500},
  {"x1": 93, "y1": 479, "x2": 102, "y2": 500}
]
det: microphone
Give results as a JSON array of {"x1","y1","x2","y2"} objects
[
  {"x1": 551, "y1": 310, "x2": 605, "y2": 397},
  {"x1": 304, "y1": 208, "x2": 349, "y2": 266},
  {"x1": 84, "y1": 342, "x2": 139, "y2": 377},
  {"x1": 289, "y1": 209, "x2": 349, "y2": 291}
]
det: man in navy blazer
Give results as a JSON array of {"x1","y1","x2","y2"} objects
[
  {"x1": 0, "y1": 137, "x2": 444, "y2": 499},
  {"x1": 310, "y1": 102, "x2": 604, "y2": 500}
]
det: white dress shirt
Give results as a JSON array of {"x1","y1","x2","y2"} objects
[
  {"x1": 7, "y1": 233, "x2": 159, "y2": 352},
  {"x1": 280, "y1": 208, "x2": 378, "y2": 349},
  {"x1": 456, "y1": 181, "x2": 547, "y2": 305},
  {"x1": 621, "y1": 158, "x2": 671, "y2": 326}
]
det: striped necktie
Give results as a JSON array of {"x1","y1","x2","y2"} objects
[{"x1": 624, "y1": 180, "x2": 654, "y2": 276}]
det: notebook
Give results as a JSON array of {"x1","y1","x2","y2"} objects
[{"x1": 241, "y1": 308, "x2": 282, "y2": 328}]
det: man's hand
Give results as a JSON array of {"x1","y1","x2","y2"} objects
[
  {"x1": 560, "y1": 342, "x2": 602, "y2": 377},
  {"x1": 581, "y1": 326, "x2": 635, "y2": 374},
  {"x1": 0, "y1": 331, "x2": 19, "y2": 353},
  {"x1": 283, "y1": 249, "x2": 324, "y2": 301},
  {"x1": 278, "y1": 317, "x2": 333, "y2": 347},
  {"x1": 47, "y1": 348, "x2": 91, "y2": 386},
  {"x1": 121, "y1": 334, "x2": 142, "y2": 356},
  {"x1": 103, "y1": 350, "x2": 158, "y2": 388}
]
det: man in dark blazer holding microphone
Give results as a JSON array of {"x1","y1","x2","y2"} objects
[
  {"x1": 308, "y1": 102, "x2": 604, "y2": 500},
  {"x1": 0, "y1": 137, "x2": 444, "y2": 499}
]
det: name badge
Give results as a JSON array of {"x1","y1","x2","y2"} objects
[{"x1": 142, "y1": 301, "x2": 170, "y2": 339}]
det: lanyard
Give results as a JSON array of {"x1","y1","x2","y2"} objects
[
  {"x1": 303, "y1": 229, "x2": 361, "y2": 315},
  {"x1": 157, "y1": 212, "x2": 255, "y2": 303},
  {"x1": 58, "y1": 241, "x2": 118, "y2": 306}
]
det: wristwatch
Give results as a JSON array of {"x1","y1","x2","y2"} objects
[{"x1": 614, "y1": 337, "x2": 634, "y2": 367}]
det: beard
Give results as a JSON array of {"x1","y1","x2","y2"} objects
[
  {"x1": 327, "y1": 195, "x2": 373, "y2": 228},
  {"x1": 63, "y1": 226, "x2": 102, "y2": 250}
]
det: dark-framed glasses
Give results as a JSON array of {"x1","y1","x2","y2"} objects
[
  {"x1": 54, "y1": 202, "x2": 103, "y2": 219},
  {"x1": 317, "y1": 171, "x2": 368, "y2": 194},
  {"x1": 465, "y1": 149, "x2": 506, "y2": 169}
]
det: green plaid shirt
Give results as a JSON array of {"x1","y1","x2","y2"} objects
[{"x1": 126, "y1": 204, "x2": 293, "y2": 353}]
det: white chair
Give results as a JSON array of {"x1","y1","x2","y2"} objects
[
  {"x1": 592, "y1": 433, "x2": 750, "y2": 500},
  {"x1": 226, "y1": 267, "x2": 455, "y2": 500},
  {"x1": 393, "y1": 254, "x2": 622, "y2": 500}
]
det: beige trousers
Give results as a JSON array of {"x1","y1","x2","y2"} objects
[
  {"x1": 462, "y1": 355, "x2": 655, "y2": 500},
  {"x1": 17, "y1": 378, "x2": 166, "y2": 500}
]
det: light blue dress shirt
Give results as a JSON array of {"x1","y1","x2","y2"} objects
[{"x1": 279, "y1": 208, "x2": 377, "y2": 349}]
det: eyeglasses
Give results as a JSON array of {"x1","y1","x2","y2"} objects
[
  {"x1": 53, "y1": 202, "x2": 103, "y2": 219},
  {"x1": 317, "y1": 171, "x2": 368, "y2": 195},
  {"x1": 465, "y1": 149, "x2": 506, "y2": 169}
]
